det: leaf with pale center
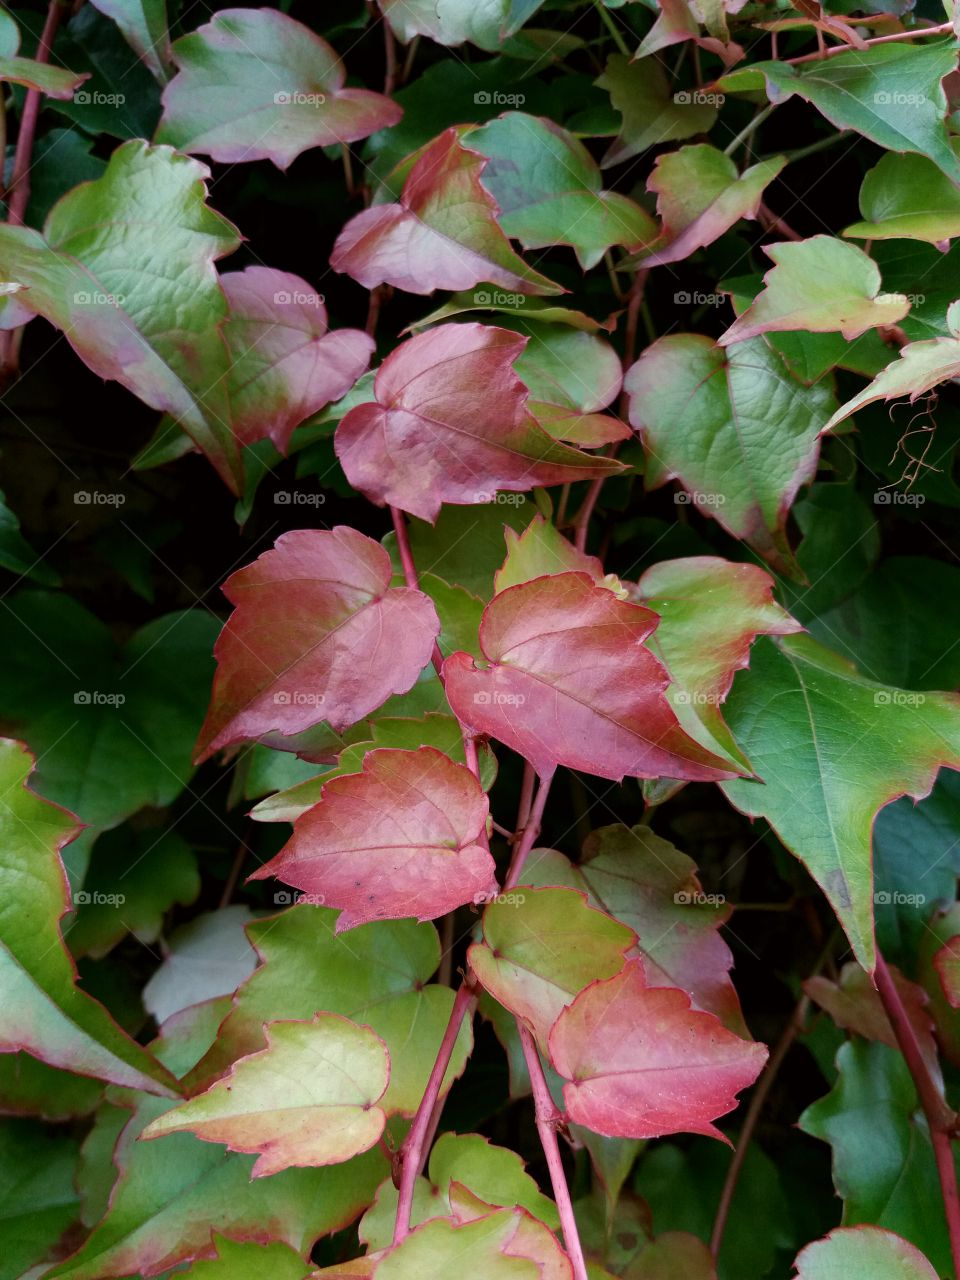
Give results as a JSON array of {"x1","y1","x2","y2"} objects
[{"x1": 793, "y1": 1227, "x2": 939, "y2": 1280}]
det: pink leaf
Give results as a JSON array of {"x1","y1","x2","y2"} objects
[
  {"x1": 195, "y1": 528, "x2": 439, "y2": 762},
  {"x1": 443, "y1": 573, "x2": 740, "y2": 782},
  {"x1": 335, "y1": 324, "x2": 622, "y2": 522},
  {"x1": 548, "y1": 958, "x2": 767, "y2": 1140},
  {"x1": 221, "y1": 267, "x2": 374, "y2": 452},
  {"x1": 330, "y1": 129, "x2": 563, "y2": 296},
  {"x1": 249, "y1": 747, "x2": 496, "y2": 930}
]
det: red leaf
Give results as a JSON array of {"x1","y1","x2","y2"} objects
[
  {"x1": 335, "y1": 324, "x2": 622, "y2": 522},
  {"x1": 443, "y1": 573, "x2": 739, "y2": 782},
  {"x1": 330, "y1": 129, "x2": 561, "y2": 297},
  {"x1": 221, "y1": 267, "x2": 374, "y2": 452},
  {"x1": 548, "y1": 958, "x2": 767, "y2": 1140},
  {"x1": 195, "y1": 528, "x2": 439, "y2": 762},
  {"x1": 249, "y1": 747, "x2": 496, "y2": 930}
]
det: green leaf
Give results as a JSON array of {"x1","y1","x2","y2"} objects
[
  {"x1": 598, "y1": 55, "x2": 718, "y2": 167},
  {"x1": 469, "y1": 112, "x2": 657, "y2": 269},
  {"x1": 845, "y1": 148, "x2": 960, "y2": 246},
  {"x1": 721, "y1": 237, "x2": 910, "y2": 345},
  {"x1": 180, "y1": 1236, "x2": 313, "y2": 1280},
  {"x1": 373, "y1": 1212, "x2": 543, "y2": 1279},
  {"x1": 141, "y1": 906, "x2": 257, "y2": 1027},
  {"x1": 0, "y1": 591, "x2": 217, "y2": 846},
  {"x1": 0, "y1": 1053, "x2": 102, "y2": 1121},
  {"x1": 793, "y1": 1227, "x2": 939, "y2": 1280},
  {"x1": 800, "y1": 1040, "x2": 955, "y2": 1276},
  {"x1": 88, "y1": 0, "x2": 171, "y2": 83},
  {"x1": 776, "y1": 480, "x2": 880, "y2": 624},
  {"x1": 494, "y1": 513, "x2": 604, "y2": 592},
  {"x1": 0, "y1": 1118, "x2": 81, "y2": 1280},
  {"x1": 718, "y1": 42, "x2": 960, "y2": 184},
  {"x1": 143, "y1": 1014, "x2": 390, "y2": 1177},
  {"x1": 0, "y1": 53, "x2": 87, "y2": 98},
  {"x1": 625, "y1": 334, "x2": 836, "y2": 575},
  {"x1": 0, "y1": 142, "x2": 244, "y2": 491},
  {"x1": 0, "y1": 488, "x2": 59, "y2": 585},
  {"x1": 721, "y1": 634, "x2": 960, "y2": 969},
  {"x1": 380, "y1": 0, "x2": 548, "y2": 48},
  {"x1": 360, "y1": 1132, "x2": 559, "y2": 1248},
  {"x1": 0, "y1": 738, "x2": 177, "y2": 1095},
  {"x1": 182, "y1": 906, "x2": 472, "y2": 1117}
]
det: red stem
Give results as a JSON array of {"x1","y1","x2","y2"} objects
[
  {"x1": 875, "y1": 952, "x2": 960, "y2": 1279},
  {"x1": 391, "y1": 505, "x2": 445, "y2": 675},
  {"x1": 504, "y1": 770, "x2": 554, "y2": 890},
  {"x1": 518, "y1": 1024, "x2": 589, "y2": 1280},
  {"x1": 786, "y1": 20, "x2": 952, "y2": 63},
  {"x1": 7, "y1": 0, "x2": 67, "y2": 226},
  {"x1": 393, "y1": 980, "x2": 476, "y2": 1243}
]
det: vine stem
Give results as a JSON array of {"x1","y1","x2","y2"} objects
[
  {"x1": 519, "y1": 1023, "x2": 589, "y2": 1280},
  {"x1": 504, "y1": 769, "x2": 554, "y2": 890},
  {"x1": 723, "y1": 101, "x2": 776, "y2": 158},
  {"x1": 874, "y1": 951, "x2": 960, "y2": 1280},
  {"x1": 7, "y1": 0, "x2": 68, "y2": 226},
  {"x1": 393, "y1": 979, "x2": 476, "y2": 1243},
  {"x1": 785, "y1": 19, "x2": 953, "y2": 64},
  {"x1": 391, "y1": 505, "x2": 446, "y2": 676}
]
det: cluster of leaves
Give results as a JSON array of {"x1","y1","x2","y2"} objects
[{"x1": 2, "y1": 0, "x2": 960, "y2": 1278}]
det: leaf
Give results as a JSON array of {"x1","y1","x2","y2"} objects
[
  {"x1": 444, "y1": 572, "x2": 739, "y2": 782},
  {"x1": 934, "y1": 936, "x2": 960, "y2": 1008},
  {"x1": 637, "y1": 145, "x2": 785, "y2": 268},
  {"x1": 0, "y1": 1118, "x2": 81, "y2": 1280},
  {"x1": 494, "y1": 514, "x2": 604, "y2": 592},
  {"x1": 468, "y1": 887, "x2": 636, "y2": 1050},
  {"x1": 548, "y1": 958, "x2": 767, "y2": 1140},
  {"x1": 0, "y1": 1054, "x2": 102, "y2": 1122},
  {"x1": 374, "y1": 1212, "x2": 544, "y2": 1280},
  {"x1": 718, "y1": 42, "x2": 960, "y2": 184},
  {"x1": 793, "y1": 1227, "x2": 939, "y2": 1280},
  {"x1": 636, "y1": 0, "x2": 743, "y2": 67},
  {"x1": 389, "y1": 498, "x2": 538, "y2": 599},
  {"x1": 525, "y1": 825, "x2": 747, "y2": 1034},
  {"x1": 824, "y1": 305, "x2": 960, "y2": 432},
  {"x1": 625, "y1": 333, "x2": 836, "y2": 574},
  {"x1": 633, "y1": 556, "x2": 801, "y2": 769},
  {"x1": 142, "y1": 906, "x2": 258, "y2": 1026},
  {"x1": 88, "y1": 0, "x2": 171, "y2": 82},
  {"x1": 251, "y1": 747, "x2": 495, "y2": 929},
  {"x1": 220, "y1": 267, "x2": 374, "y2": 452},
  {"x1": 183, "y1": 906, "x2": 472, "y2": 1116},
  {"x1": 360, "y1": 1132, "x2": 559, "y2": 1248},
  {"x1": 919, "y1": 905, "x2": 960, "y2": 1064},
  {"x1": 0, "y1": 487, "x2": 60, "y2": 585},
  {"x1": 334, "y1": 324, "x2": 621, "y2": 522},
  {"x1": 468, "y1": 112, "x2": 658, "y2": 269},
  {"x1": 620, "y1": 1230, "x2": 719, "y2": 1279},
  {"x1": 0, "y1": 53, "x2": 87, "y2": 98},
  {"x1": 0, "y1": 591, "x2": 218, "y2": 844},
  {"x1": 844, "y1": 149, "x2": 960, "y2": 247},
  {"x1": 179, "y1": 1235, "x2": 313, "y2": 1280},
  {"x1": 721, "y1": 634, "x2": 960, "y2": 970},
  {"x1": 143, "y1": 1014, "x2": 389, "y2": 1177},
  {"x1": 331, "y1": 130, "x2": 561, "y2": 297},
  {"x1": 156, "y1": 8, "x2": 401, "y2": 168},
  {"x1": 598, "y1": 55, "x2": 718, "y2": 168},
  {"x1": 800, "y1": 1043, "x2": 955, "y2": 1275},
  {"x1": 195, "y1": 528, "x2": 439, "y2": 762},
  {"x1": 804, "y1": 961, "x2": 941, "y2": 1084},
  {"x1": 507, "y1": 320, "x2": 625, "y2": 442},
  {"x1": 0, "y1": 142, "x2": 245, "y2": 492},
  {"x1": 0, "y1": 738, "x2": 177, "y2": 1096},
  {"x1": 380, "y1": 0, "x2": 548, "y2": 47},
  {"x1": 720, "y1": 237, "x2": 910, "y2": 345}
]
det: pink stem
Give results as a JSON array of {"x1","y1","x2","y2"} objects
[
  {"x1": 7, "y1": 0, "x2": 66, "y2": 226},
  {"x1": 875, "y1": 952, "x2": 960, "y2": 1278},
  {"x1": 504, "y1": 770, "x2": 554, "y2": 890},
  {"x1": 393, "y1": 981, "x2": 476, "y2": 1243},
  {"x1": 518, "y1": 1024, "x2": 589, "y2": 1280},
  {"x1": 391, "y1": 505, "x2": 445, "y2": 675},
  {"x1": 786, "y1": 19, "x2": 952, "y2": 63}
]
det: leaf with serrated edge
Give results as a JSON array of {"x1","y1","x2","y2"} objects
[
  {"x1": 549, "y1": 957, "x2": 767, "y2": 1140},
  {"x1": 332, "y1": 129, "x2": 561, "y2": 297},
  {"x1": 844, "y1": 149, "x2": 960, "y2": 247},
  {"x1": 598, "y1": 55, "x2": 717, "y2": 168},
  {"x1": 156, "y1": 8, "x2": 401, "y2": 168},
  {"x1": 335, "y1": 324, "x2": 622, "y2": 522},
  {"x1": 195, "y1": 528, "x2": 440, "y2": 762},
  {"x1": 143, "y1": 1014, "x2": 389, "y2": 1177},
  {"x1": 494, "y1": 514, "x2": 603, "y2": 593},
  {"x1": 250, "y1": 747, "x2": 496, "y2": 930},
  {"x1": 720, "y1": 237, "x2": 909, "y2": 345},
  {"x1": 722, "y1": 634, "x2": 960, "y2": 971},
  {"x1": 374, "y1": 1212, "x2": 543, "y2": 1280},
  {"x1": 793, "y1": 1227, "x2": 939, "y2": 1280},
  {"x1": 444, "y1": 573, "x2": 740, "y2": 783}
]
